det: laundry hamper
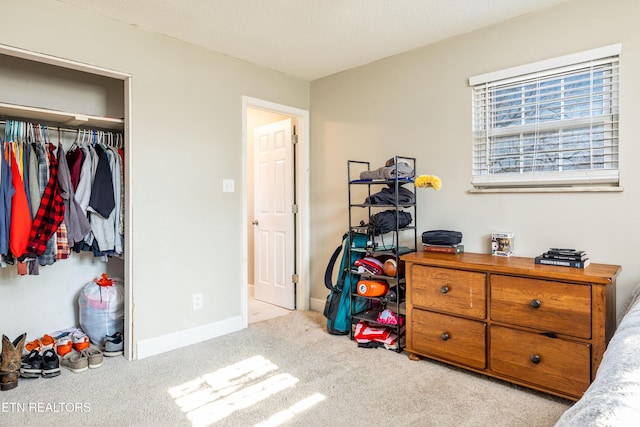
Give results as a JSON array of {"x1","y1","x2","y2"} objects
[{"x1": 78, "y1": 275, "x2": 124, "y2": 346}]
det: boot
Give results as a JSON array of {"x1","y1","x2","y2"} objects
[{"x1": 1, "y1": 333, "x2": 26, "y2": 391}]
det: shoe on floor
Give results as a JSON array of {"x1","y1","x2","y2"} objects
[
  {"x1": 40, "y1": 334, "x2": 56, "y2": 352},
  {"x1": 105, "y1": 332, "x2": 122, "y2": 342},
  {"x1": 81, "y1": 348, "x2": 103, "y2": 369},
  {"x1": 25, "y1": 334, "x2": 56, "y2": 354},
  {"x1": 40, "y1": 349, "x2": 61, "y2": 378},
  {"x1": 61, "y1": 351, "x2": 88, "y2": 373},
  {"x1": 72, "y1": 332, "x2": 90, "y2": 352},
  {"x1": 20, "y1": 350, "x2": 43, "y2": 378},
  {"x1": 1, "y1": 333, "x2": 27, "y2": 391},
  {"x1": 25, "y1": 338, "x2": 42, "y2": 353},
  {"x1": 56, "y1": 335, "x2": 73, "y2": 357},
  {"x1": 103, "y1": 333, "x2": 123, "y2": 357}
]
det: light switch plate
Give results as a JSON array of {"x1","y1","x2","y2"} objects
[{"x1": 222, "y1": 179, "x2": 235, "y2": 192}]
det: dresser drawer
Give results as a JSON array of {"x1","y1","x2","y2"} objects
[
  {"x1": 490, "y1": 275, "x2": 591, "y2": 339},
  {"x1": 490, "y1": 326, "x2": 590, "y2": 398},
  {"x1": 410, "y1": 309, "x2": 486, "y2": 369},
  {"x1": 410, "y1": 265, "x2": 486, "y2": 319}
]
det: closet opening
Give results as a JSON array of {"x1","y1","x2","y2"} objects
[{"x1": 0, "y1": 44, "x2": 133, "y2": 360}]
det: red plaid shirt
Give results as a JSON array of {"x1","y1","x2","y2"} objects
[{"x1": 26, "y1": 144, "x2": 65, "y2": 257}]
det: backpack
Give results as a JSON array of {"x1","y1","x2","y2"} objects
[{"x1": 323, "y1": 231, "x2": 371, "y2": 335}]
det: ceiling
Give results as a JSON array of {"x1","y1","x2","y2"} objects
[{"x1": 57, "y1": 0, "x2": 569, "y2": 81}]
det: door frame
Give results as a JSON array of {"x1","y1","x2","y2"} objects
[{"x1": 241, "y1": 96, "x2": 310, "y2": 327}]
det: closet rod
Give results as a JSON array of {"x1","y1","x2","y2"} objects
[{"x1": 0, "y1": 119, "x2": 123, "y2": 135}]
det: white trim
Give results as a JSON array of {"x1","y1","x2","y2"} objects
[
  {"x1": 136, "y1": 316, "x2": 243, "y2": 359},
  {"x1": 469, "y1": 43, "x2": 621, "y2": 86},
  {"x1": 123, "y1": 76, "x2": 134, "y2": 361},
  {"x1": 472, "y1": 170, "x2": 619, "y2": 187},
  {"x1": 468, "y1": 186, "x2": 623, "y2": 194},
  {"x1": 241, "y1": 96, "x2": 310, "y2": 326},
  {"x1": 0, "y1": 43, "x2": 131, "y2": 79},
  {"x1": 309, "y1": 297, "x2": 326, "y2": 314}
]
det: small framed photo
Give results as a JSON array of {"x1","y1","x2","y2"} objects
[{"x1": 492, "y1": 232, "x2": 514, "y2": 257}]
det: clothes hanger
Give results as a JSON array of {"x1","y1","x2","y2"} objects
[
  {"x1": 27, "y1": 123, "x2": 34, "y2": 144},
  {"x1": 70, "y1": 129, "x2": 80, "y2": 151}
]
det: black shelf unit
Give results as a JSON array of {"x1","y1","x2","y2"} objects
[{"x1": 347, "y1": 156, "x2": 418, "y2": 352}]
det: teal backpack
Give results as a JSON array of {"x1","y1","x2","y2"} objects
[{"x1": 323, "y1": 231, "x2": 371, "y2": 335}]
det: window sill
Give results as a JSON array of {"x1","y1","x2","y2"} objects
[{"x1": 468, "y1": 186, "x2": 624, "y2": 194}]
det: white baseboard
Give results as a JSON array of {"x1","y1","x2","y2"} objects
[
  {"x1": 136, "y1": 315, "x2": 243, "y2": 360},
  {"x1": 136, "y1": 297, "x2": 325, "y2": 359},
  {"x1": 309, "y1": 296, "x2": 326, "y2": 313}
]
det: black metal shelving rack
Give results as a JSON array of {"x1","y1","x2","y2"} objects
[{"x1": 347, "y1": 156, "x2": 418, "y2": 352}]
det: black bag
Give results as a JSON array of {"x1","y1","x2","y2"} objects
[
  {"x1": 422, "y1": 230, "x2": 463, "y2": 246},
  {"x1": 369, "y1": 210, "x2": 412, "y2": 236},
  {"x1": 323, "y1": 231, "x2": 371, "y2": 335}
]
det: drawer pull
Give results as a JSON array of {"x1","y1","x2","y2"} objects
[
  {"x1": 530, "y1": 354, "x2": 541, "y2": 364},
  {"x1": 440, "y1": 285, "x2": 449, "y2": 294},
  {"x1": 440, "y1": 332, "x2": 450, "y2": 341},
  {"x1": 530, "y1": 299, "x2": 541, "y2": 309}
]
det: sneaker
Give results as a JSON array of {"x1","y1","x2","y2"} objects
[
  {"x1": 105, "y1": 332, "x2": 122, "y2": 342},
  {"x1": 56, "y1": 336, "x2": 73, "y2": 357},
  {"x1": 81, "y1": 348, "x2": 103, "y2": 369},
  {"x1": 40, "y1": 335, "x2": 56, "y2": 352},
  {"x1": 103, "y1": 333, "x2": 123, "y2": 357},
  {"x1": 40, "y1": 349, "x2": 61, "y2": 378},
  {"x1": 61, "y1": 351, "x2": 88, "y2": 373},
  {"x1": 25, "y1": 334, "x2": 56, "y2": 353},
  {"x1": 72, "y1": 332, "x2": 90, "y2": 352},
  {"x1": 25, "y1": 338, "x2": 42, "y2": 353},
  {"x1": 20, "y1": 350, "x2": 43, "y2": 378}
]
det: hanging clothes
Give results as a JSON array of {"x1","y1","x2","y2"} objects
[
  {"x1": 66, "y1": 145, "x2": 83, "y2": 191},
  {"x1": 2, "y1": 120, "x2": 124, "y2": 273},
  {"x1": 9, "y1": 144, "x2": 32, "y2": 258},
  {"x1": 0, "y1": 140, "x2": 15, "y2": 257},
  {"x1": 88, "y1": 144, "x2": 115, "y2": 219},
  {"x1": 21, "y1": 138, "x2": 32, "y2": 215},
  {"x1": 88, "y1": 144, "x2": 116, "y2": 252},
  {"x1": 25, "y1": 144, "x2": 64, "y2": 257},
  {"x1": 111, "y1": 146, "x2": 124, "y2": 255},
  {"x1": 57, "y1": 144, "x2": 91, "y2": 246},
  {"x1": 27, "y1": 143, "x2": 41, "y2": 218},
  {"x1": 33, "y1": 141, "x2": 57, "y2": 266}
]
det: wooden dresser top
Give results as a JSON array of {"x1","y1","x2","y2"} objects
[{"x1": 401, "y1": 252, "x2": 621, "y2": 285}]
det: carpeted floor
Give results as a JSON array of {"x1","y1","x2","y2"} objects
[{"x1": 0, "y1": 310, "x2": 571, "y2": 426}]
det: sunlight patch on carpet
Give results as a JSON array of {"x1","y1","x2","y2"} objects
[
  {"x1": 256, "y1": 393, "x2": 327, "y2": 426},
  {"x1": 168, "y1": 355, "x2": 301, "y2": 425}
]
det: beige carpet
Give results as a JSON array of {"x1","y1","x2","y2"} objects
[{"x1": 0, "y1": 311, "x2": 571, "y2": 426}]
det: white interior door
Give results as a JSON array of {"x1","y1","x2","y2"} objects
[{"x1": 253, "y1": 118, "x2": 295, "y2": 309}]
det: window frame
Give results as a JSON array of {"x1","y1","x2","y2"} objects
[{"x1": 469, "y1": 44, "x2": 621, "y2": 191}]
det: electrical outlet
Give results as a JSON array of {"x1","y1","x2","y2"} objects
[{"x1": 192, "y1": 293, "x2": 203, "y2": 310}]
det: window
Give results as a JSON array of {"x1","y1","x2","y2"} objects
[{"x1": 469, "y1": 45, "x2": 620, "y2": 190}]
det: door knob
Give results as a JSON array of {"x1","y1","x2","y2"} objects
[{"x1": 252, "y1": 220, "x2": 259, "y2": 225}]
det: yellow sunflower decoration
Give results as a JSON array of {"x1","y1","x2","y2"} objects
[{"x1": 415, "y1": 175, "x2": 442, "y2": 190}]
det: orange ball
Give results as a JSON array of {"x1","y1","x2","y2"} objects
[{"x1": 383, "y1": 259, "x2": 397, "y2": 277}]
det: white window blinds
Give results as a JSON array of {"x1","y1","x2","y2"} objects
[{"x1": 469, "y1": 44, "x2": 620, "y2": 189}]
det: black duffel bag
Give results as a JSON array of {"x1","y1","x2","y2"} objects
[
  {"x1": 369, "y1": 210, "x2": 413, "y2": 236},
  {"x1": 422, "y1": 230, "x2": 462, "y2": 246}
]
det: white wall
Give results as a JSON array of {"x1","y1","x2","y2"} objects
[
  {"x1": 0, "y1": 0, "x2": 309, "y2": 355},
  {"x1": 310, "y1": 0, "x2": 640, "y2": 316}
]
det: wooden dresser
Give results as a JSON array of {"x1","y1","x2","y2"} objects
[{"x1": 401, "y1": 252, "x2": 621, "y2": 400}]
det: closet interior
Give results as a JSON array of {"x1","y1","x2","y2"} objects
[{"x1": 0, "y1": 45, "x2": 131, "y2": 358}]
